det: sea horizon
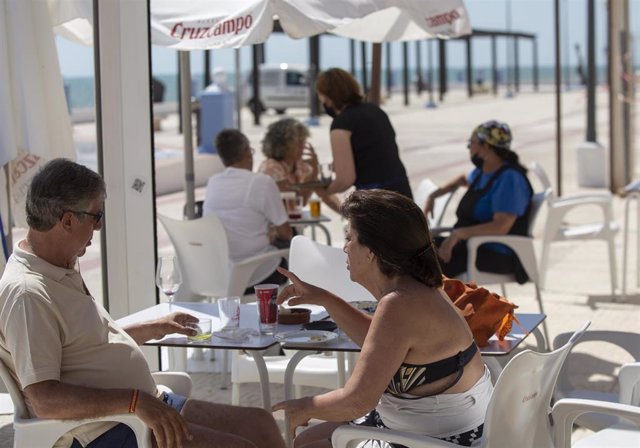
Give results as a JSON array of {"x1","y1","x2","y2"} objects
[{"x1": 63, "y1": 65, "x2": 609, "y2": 111}]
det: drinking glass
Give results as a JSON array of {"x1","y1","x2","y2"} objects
[
  {"x1": 218, "y1": 296, "x2": 241, "y2": 332},
  {"x1": 156, "y1": 256, "x2": 182, "y2": 311}
]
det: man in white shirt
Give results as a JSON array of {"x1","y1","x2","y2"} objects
[{"x1": 203, "y1": 129, "x2": 291, "y2": 286}]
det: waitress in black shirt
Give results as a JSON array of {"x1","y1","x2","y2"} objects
[{"x1": 315, "y1": 68, "x2": 412, "y2": 199}]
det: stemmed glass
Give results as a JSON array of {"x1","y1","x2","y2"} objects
[{"x1": 156, "y1": 256, "x2": 182, "y2": 311}]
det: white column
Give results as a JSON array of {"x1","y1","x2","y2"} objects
[{"x1": 96, "y1": 0, "x2": 156, "y2": 320}]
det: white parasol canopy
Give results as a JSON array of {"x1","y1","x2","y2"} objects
[
  {"x1": 150, "y1": 0, "x2": 470, "y2": 49},
  {"x1": 0, "y1": 0, "x2": 76, "y2": 229},
  {"x1": 53, "y1": 0, "x2": 470, "y2": 48}
]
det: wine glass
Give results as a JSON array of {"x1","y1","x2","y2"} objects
[{"x1": 156, "y1": 256, "x2": 182, "y2": 311}]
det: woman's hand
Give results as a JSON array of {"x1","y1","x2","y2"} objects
[
  {"x1": 272, "y1": 397, "x2": 313, "y2": 440},
  {"x1": 423, "y1": 194, "x2": 436, "y2": 218},
  {"x1": 302, "y1": 143, "x2": 319, "y2": 164},
  {"x1": 276, "y1": 267, "x2": 331, "y2": 306},
  {"x1": 437, "y1": 232, "x2": 463, "y2": 263}
]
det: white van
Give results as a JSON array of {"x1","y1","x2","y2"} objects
[{"x1": 244, "y1": 63, "x2": 310, "y2": 114}]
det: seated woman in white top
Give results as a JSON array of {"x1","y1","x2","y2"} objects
[{"x1": 273, "y1": 189, "x2": 492, "y2": 448}]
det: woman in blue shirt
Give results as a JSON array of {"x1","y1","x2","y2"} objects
[{"x1": 424, "y1": 120, "x2": 533, "y2": 282}]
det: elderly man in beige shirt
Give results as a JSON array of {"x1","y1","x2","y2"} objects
[{"x1": 0, "y1": 158, "x2": 285, "y2": 448}]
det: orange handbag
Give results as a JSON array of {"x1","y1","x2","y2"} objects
[{"x1": 442, "y1": 276, "x2": 518, "y2": 347}]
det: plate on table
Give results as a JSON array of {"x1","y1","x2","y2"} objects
[
  {"x1": 350, "y1": 300, "x2": 378, "y2": 314},
  {"x1": 274, "y1": 330, "x2": 338, "y2": 345}
]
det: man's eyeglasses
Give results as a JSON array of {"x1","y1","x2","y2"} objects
[{"x1": 67, "y1": 210, "x2": 104, "y2": 224}]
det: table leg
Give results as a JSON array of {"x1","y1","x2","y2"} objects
[
  {"x1": 315, "y1": 223, "x2": 331, "y2": 245},
  {"x1": 246, "y1": 350, "x2": 271, "y2": 411},
  {"x1": 284, "y1": 350, "x2": 320, "y2": 448}
]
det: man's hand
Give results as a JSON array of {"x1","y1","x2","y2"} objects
[
  {"x1": 156, "y1": 312, "x2": 199, "y2": 339},
  {"x1": 136, "y1": 392, "x2": 193, "y2": 448},
  {"x1": 124, "y1": 312, "x2": 199, "y2": 344}
]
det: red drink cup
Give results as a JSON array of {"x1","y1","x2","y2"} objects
[{"x1": 254, "y1": 284, "x2": 279, "y2": 334}]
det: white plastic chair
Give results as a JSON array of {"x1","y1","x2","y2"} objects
[
  {"x1": 552, "y1": 398, "x2": 640, "y2": 447},
  {"x1": 529, "y1": 163, "x2": 619, "y2": 297},
  {"x1": 231, "y1": 236, "x2": 374, "y2": 405},
  {"x1": 414, "y1": 178, "x2": 457, "y2": 229},
  {"x1": 331, "y1": 321, "x2": 590, "y2": 448},
  {"x1": 553, "y1": 330, "x2": 640, "y2": 431},
  {"x1": 158, "y1": 213, "x2": 287, "y2": 374},
  {"x1": 0, "y1": 357, "x2": 191, "y2": 448},
  {"x1": 465, "y1": 189, "x2": 551, "y2": 342},
  {"x1": 157, "y1": 214, "x2": 288, "y2": 301}
]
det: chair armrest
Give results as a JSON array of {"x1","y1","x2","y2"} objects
[
  {"x1": 552, "y1": 192, "x2": 613, "y2": 204},
  {"x1": 552, "y1": 398, "x2": 640, "y2": 448},
  {"x1": 619, "y1": 362, "x2": 640, "y2": 405},
  {"x1": 331, "y1": 425, "x2": 454, "y2": 448},
  {"x1": 152, "y1": 371, "x2": 192, "y2": 397},
  {"x1": 13, "y1": 413, "x2": 150, "y2": 448},
  {"x1": 228, "y1": 249, "x2": 290, "y2": 297},
  {"x1": 547, "y1": 194, "x2": 613, "y2": 217},
  {"x1": 466, "y1": 235, "x2": 538, "y2": 282}
]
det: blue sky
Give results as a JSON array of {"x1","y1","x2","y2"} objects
[{"x1": 57, "y1": 0, "x2": 635, "y2": 77}]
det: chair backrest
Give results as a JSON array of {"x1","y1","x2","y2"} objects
[
  {"x1": 289, "y1": 236, "x2": 374, "y2": 302},
  {"x1": 529, "y1": 162, "x2": 553, "y2": 193},
  {"x1": 158, "y1": 214, "x2": 231, "y2": 299},
  {"x1": 413, "y1": 178, "x2": 457, "y2": 228},
  {"x1": 527, "y1": 188, "x2": 551, "y2": 236},
  {"x1": 481, "y1": 321, "x2": 590, "y2": 448},
  {"x1": 553, "y1": 330, "x2": 640, "y2": 404},
  {"x1": 0, "y1": 357, "x2": 28, "y2": 419}
]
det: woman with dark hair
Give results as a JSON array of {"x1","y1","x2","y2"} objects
[
  {"x1": 315, "y1": 68, "x2": 412, "y2": 199},
  {"x1": 426, "y1": 120, "x2": 533, "y2": 282},
  {"x1": 273, "y1": 190, "x2": 492, "y2": 448}
]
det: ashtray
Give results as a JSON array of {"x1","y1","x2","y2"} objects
[
  {"x1": 278, "y1": 308, "x2": 311, "y2": 325},
  {"x1": 303, "y1": 320, "x2": 338, "y2": 332}
]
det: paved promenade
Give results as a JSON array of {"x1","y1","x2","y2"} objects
[{"x1": 0, "y1": 86, "x2": 638, "y2": 445}]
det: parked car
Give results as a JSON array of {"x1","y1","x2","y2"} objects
[{"x1": 244, "y1": 63, "x2": 310, "y2": 114}]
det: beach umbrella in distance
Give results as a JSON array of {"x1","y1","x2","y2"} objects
[{"x1": 0, "y1": 0, "x2": 75, "y2": 235}]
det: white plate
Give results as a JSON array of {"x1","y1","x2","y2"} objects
[{"x1": 274, "y1": 330, "x2": 338, "y2": 345}]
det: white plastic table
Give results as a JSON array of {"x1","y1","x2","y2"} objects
[
  {"x1": 117, "y1": 302, "x2": 279, "y2": 410},
  {"x1": 289, "y1": 210, "x2": 332, "y2": 245},
  {"x1": 277, "y1": 312, "x2": 546, "y2": 447}
]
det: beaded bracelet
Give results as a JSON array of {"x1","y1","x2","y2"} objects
[{"x1": 128, "y1": 389, "x2": 139, "y2": 414}]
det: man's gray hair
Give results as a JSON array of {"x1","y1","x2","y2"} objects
[{"x1": 26, "y1": 158, "x2": 106, "y2": 231}]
